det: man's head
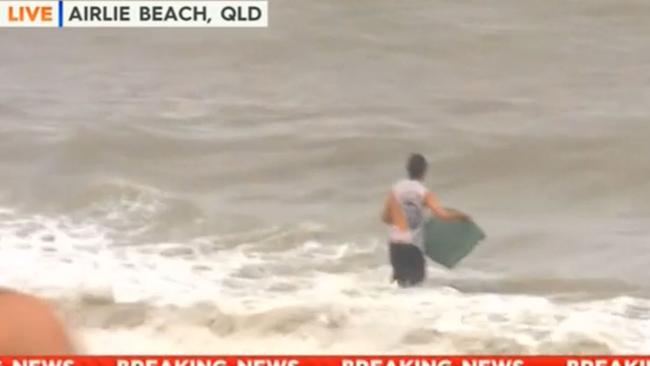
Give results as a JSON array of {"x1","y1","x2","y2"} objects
[{"x1": 407, "y1": 153, "x2": 428, "y2": 180}]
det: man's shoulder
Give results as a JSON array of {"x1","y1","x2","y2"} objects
[{"x1": 392, "y1": 179, "x2": 428, "y2": 195}]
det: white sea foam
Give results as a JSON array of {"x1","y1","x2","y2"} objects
[{"x1": 1, "y1": 207, "x2": 649, "y2": 354}]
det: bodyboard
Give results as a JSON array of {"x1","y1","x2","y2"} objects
[{"x1": 423, "y1": 210, "x2": 485, "y2": 269}]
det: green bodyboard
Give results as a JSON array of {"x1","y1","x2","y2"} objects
[{"x1": 423, "y1": 210, "x2": 485, "y2": 269}]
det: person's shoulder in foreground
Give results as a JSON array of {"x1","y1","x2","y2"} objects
[{"x1": 0, "y1": 289, "x2": 76, "y2": 355}]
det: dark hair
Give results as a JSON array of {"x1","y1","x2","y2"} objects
[{"x1": 407, "y1": 153, "x2": 428, "y2": 180}]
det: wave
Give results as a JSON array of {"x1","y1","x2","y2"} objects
[
  {"x1": 2, "y1": 202, "x2": 650, "y2": 354},
  {"x1": 49, "y1": 286, "x2": 650, "y2": 355}
]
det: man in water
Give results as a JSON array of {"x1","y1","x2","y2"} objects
[
  {"x1": 0, "y1": 289, "x2": 76, "y2": 354},
  {"x1": 382, "y1": 153, "x2": 468, "y2": 287}
]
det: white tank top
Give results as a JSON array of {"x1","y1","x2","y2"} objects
[{"x1": 389, "y1": 179, "x2": 428, "y2": 248}]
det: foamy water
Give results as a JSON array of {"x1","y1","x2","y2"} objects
[
  {"x1": 2, "y1": 0, "x2": 650, "y2": 354},
  {"x1": 2, "y1": 206, "x2": 650, "y2": 354}
]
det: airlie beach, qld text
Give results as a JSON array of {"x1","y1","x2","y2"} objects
[{"x1": 0, "y1": 1, "x2": 268, "y2": 27}]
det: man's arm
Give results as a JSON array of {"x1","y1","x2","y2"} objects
[{"x1": 424, "y1": 192, "x2": 469, "y2": 221}]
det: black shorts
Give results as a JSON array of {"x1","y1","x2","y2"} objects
[{"x1": 389, "y1": 243, "x2": 425, "y2": 287}]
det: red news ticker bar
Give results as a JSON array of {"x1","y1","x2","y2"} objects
[{"x1": 1, "y1": 357, "x2": 650, "y2": 366}]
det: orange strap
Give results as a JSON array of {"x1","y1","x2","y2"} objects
[{"x1": 388, "y1": 193, "x2": 408, "y2": 232}]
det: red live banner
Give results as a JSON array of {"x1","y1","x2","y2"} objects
[{"x1": 0, "y1": 357, "x2": 649, "y2": 366}]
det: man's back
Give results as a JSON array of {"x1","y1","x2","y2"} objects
[{"x1": 389, "y1": 178, "x2": 428, "y2": 249}]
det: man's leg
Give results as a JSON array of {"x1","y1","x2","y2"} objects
[
  {"x1": 402, "y1": 244, "x2": 425, "y2": 286},
  {"x1": 389, "y1": 243, "x2": 410, "y2": 287}
]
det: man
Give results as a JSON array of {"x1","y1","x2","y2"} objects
[
  {"x1": 382, "y1": 153, "x2": 468, "y2": 287},
  {"x1": 0, "y1": 289, "x2": 76, "y2": 354}
]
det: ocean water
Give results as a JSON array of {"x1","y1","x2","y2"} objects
[{"x1": 2, "y1": 0, "x2": 650, "y2": 354}]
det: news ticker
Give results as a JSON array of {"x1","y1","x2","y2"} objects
[
  {"x1": 0, "y1": 357, "x2": 647, "y2": 366},
  {"x1": 0, "y1": 1, "x2": 267, "y2": 27}
]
